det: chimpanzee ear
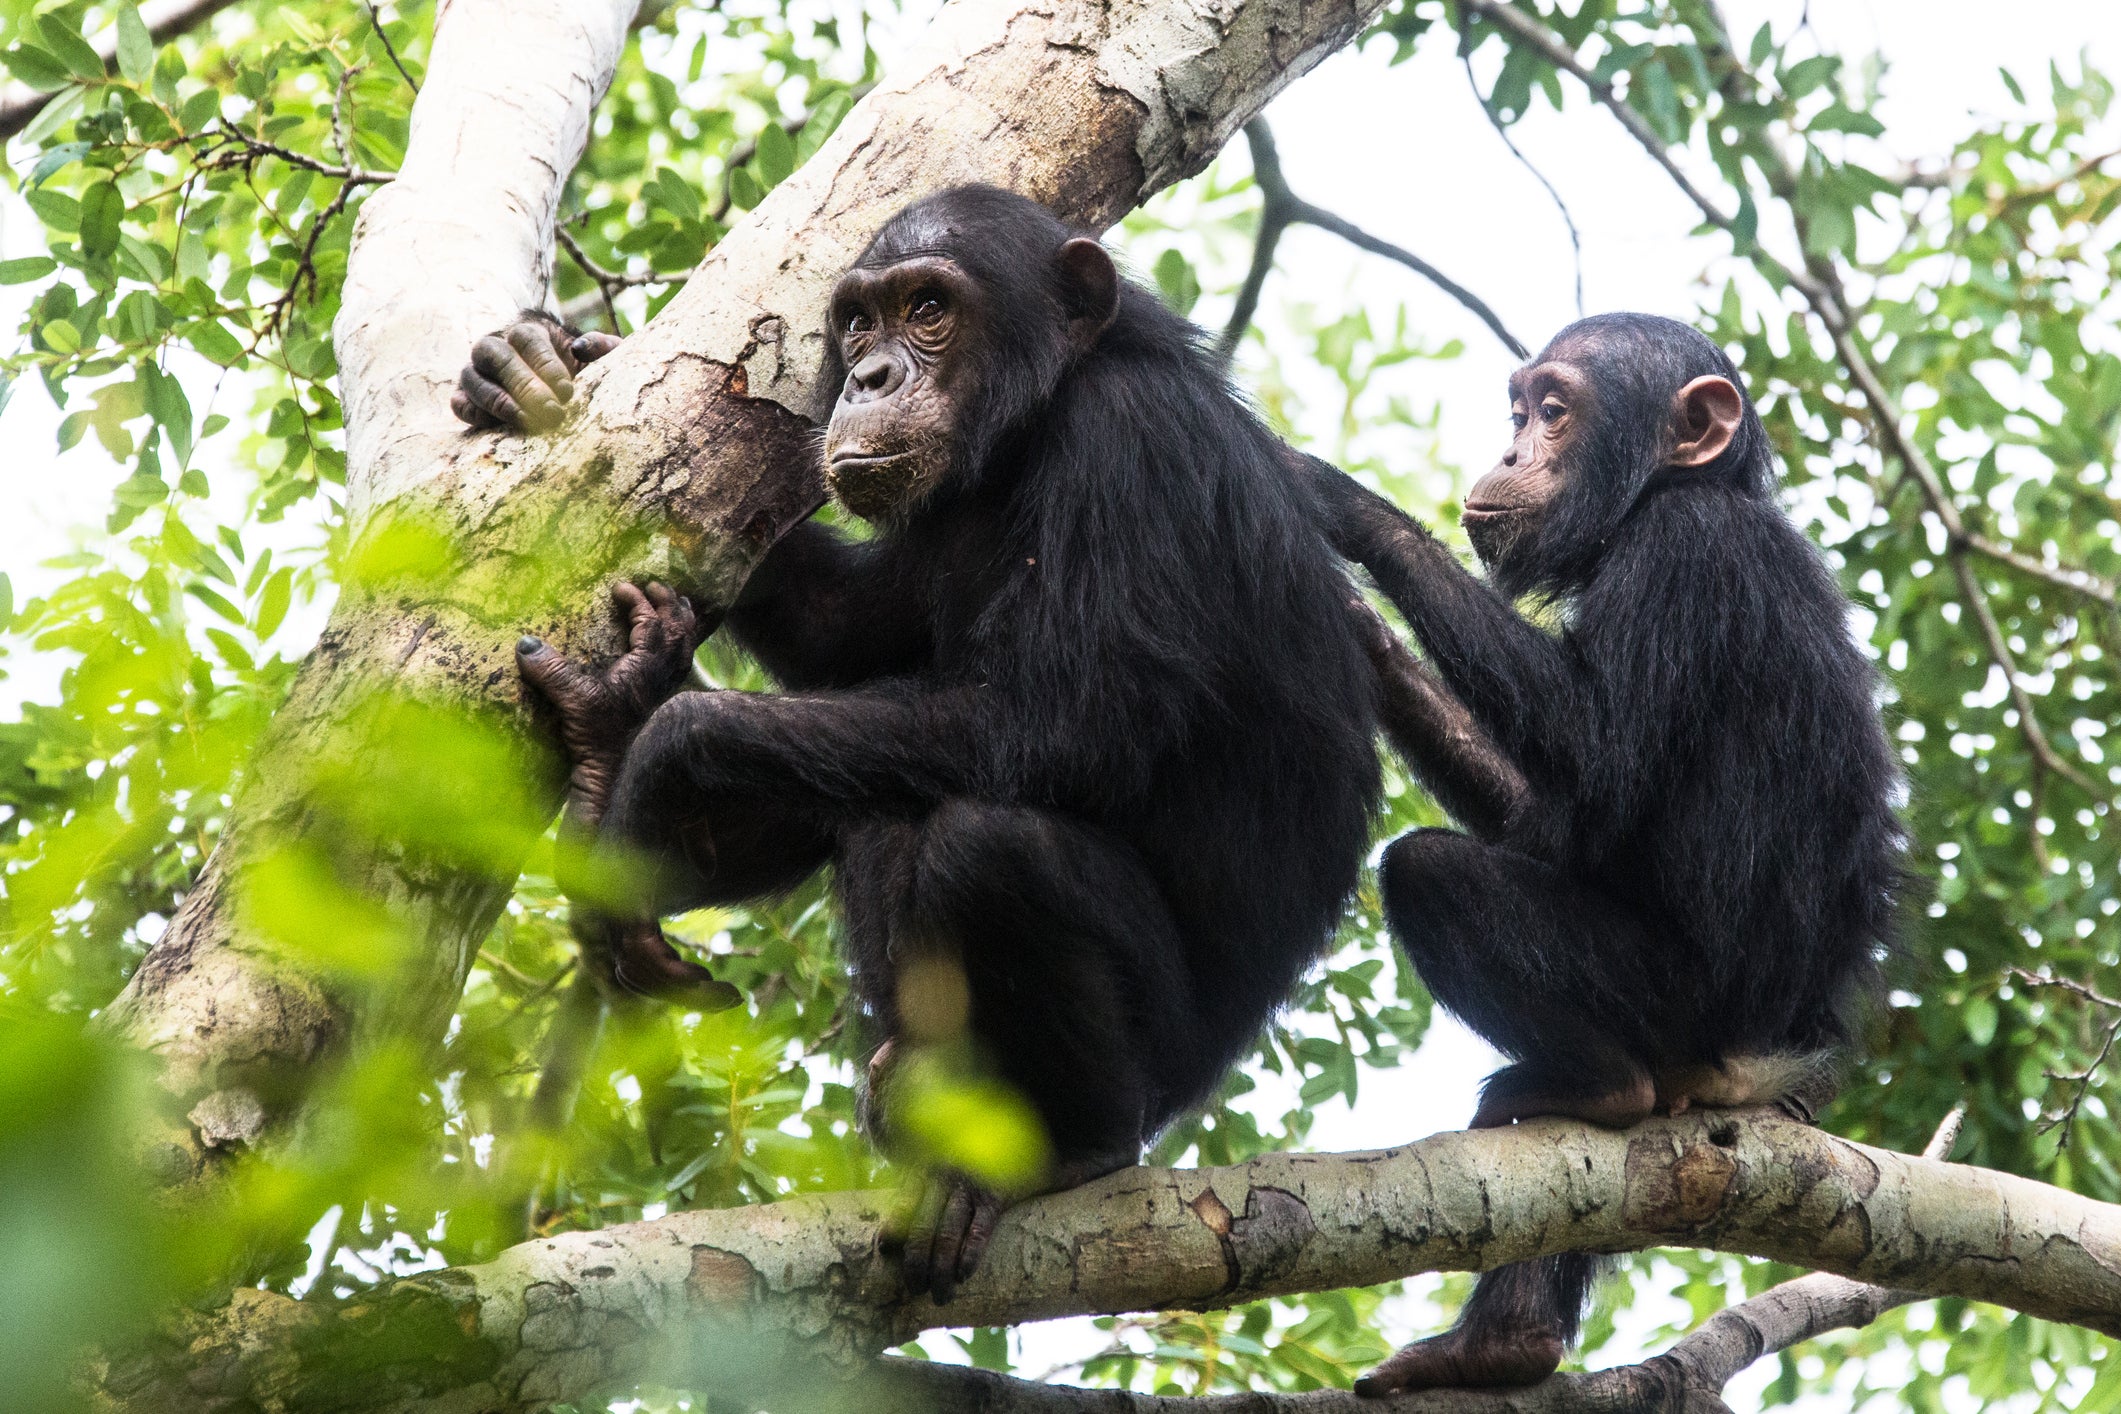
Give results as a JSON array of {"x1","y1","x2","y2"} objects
[
  {"x1": 1667, "y1": 375, "x2": 1744, "y2": 470},
  {"x1": 1056, "y1": 237, "x2": 1120, "y2": 346}
]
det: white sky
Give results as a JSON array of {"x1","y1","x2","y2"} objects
[{"x1": 2, "y1": 1, "x2": 2115, "y2": 1405}]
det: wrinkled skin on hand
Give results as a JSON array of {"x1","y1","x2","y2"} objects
[
  {"x1": 451, "y1": 312, "x2": 624, "y2": 433},
  {"x1": 515, "y1": 581, "x2": 700, "y2": 830}
]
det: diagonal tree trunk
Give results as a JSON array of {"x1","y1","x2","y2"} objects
[{"x1": 98, "y1": 0, "x2": 1393, "y2": 1175}]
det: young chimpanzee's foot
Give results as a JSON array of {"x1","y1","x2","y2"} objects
[
  {"x1": 1353, "y1": 1323, "x2": 1565, "y2": 1396},
  {"x1": 1468, "y1": 1060, "x2": 1656, "y2": 1130},
  {"x1": 516, "y1": 581, "x2": 701, "y2": 826},
  {"x1": 885, "y1": 1147, "x2": 1138, "y2": 1305}
]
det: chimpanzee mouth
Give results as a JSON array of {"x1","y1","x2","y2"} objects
[{"x1": 1459, "y1": 504, "x2": 1519, "y2": 526}]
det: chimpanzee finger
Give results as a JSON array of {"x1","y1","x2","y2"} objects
[
  {"x1": 571, "y1": 331, "x2": 624, "y2": 364},
  {"x1": 954, "y1": 1188, "x2": 1004, "y2": 1284},
  {"x1": 471, "y1": 334, "x2": 562, "y2": 431},
  {"x1": 925, "y1": 1179, "x2": 978, "y2": 1305},
  {"x1": 450, "y1": 389, "x2": 498, "y2": 429},
  {"x1": 458, "y1": 366, "x2": 526, "y2": 431},
  {"x1": 508, "y1": 320, "x2": 577, "y2": 404},
  {"x1": 516, "y1": 635, "x2": 598, "y2": 714},
  {"x1": 892, "y1": 1178, "x2": 947, "y2": 1295},
  {"x1": 613, "y1": 583, "x2": 661, "y2": 653}
]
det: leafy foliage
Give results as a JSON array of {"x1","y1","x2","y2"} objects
[{"x1": 0, "y1": 0, "x2": 2113, "y2": 1410}]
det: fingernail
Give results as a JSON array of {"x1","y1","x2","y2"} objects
[
  {"x1": 555, "y1": 379, "x2": 574, "y2": 401},
  {"x1": 517, "y1": 635, "x2": 542, "y2": 654}
]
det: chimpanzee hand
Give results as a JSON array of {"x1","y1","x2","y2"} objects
[
  {"x1": 883, "y1": 1168, "x2": 1007, "y2": 1307},
  {"x1": 516, "y1": 581, "x2": 701, "y2": 829},
  {"x1": 451, "y1": 312, "x2": 625, "y2": 433}
]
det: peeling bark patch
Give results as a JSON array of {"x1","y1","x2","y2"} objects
[
  {"x1": 689, "y1": 1245, "x2": 760, "y2": 1304},
  {"x1": 1189, "y1": 1187, "x2": 1234, "y2": 1236},
  {"x1": 1624, "y1": 1135, "x2": 1737, "y2": 1232},
  {"x1": 1227, "y1": 1186, "x2": 1316, "y2": 1292}
]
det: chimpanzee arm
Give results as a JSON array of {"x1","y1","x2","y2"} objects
[
  {"x1": 1306, "y1": 459, "x2": 1590, "y2": 776},
  {"x1": 725, "y1": 520, "x2": 931, "y2": 688},
  {"x1": 1351, "y1": 601, "x2": 1528, "y2": 839}
]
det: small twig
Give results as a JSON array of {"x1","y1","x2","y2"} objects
[
  {"x1": 2010, "y1": 968, "x2": 2121, "y2": 1146},
  {"x1": 197, "y1": 125, "x2": 394, "y2": 185},
  {"x1": 364, "y1": 1, "x2": 421, "y2": 95},
  {"x1": 1461, "y1": 50, "x2": 1583, "y2": 316},
  {"x1": 1216, "y1": 118, "x2": 1527, "y2": 368}
]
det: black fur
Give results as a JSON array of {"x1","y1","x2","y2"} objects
[
  {"x1": 601, "y1": 186, "x2": 1381, "y2": 1185},
  {"x1": 1322, "y1": 313, "x2": 1904, "y2": 1372}
]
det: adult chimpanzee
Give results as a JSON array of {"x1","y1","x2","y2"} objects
[
  {"x1": 455, "y1": 185, "x2": 1383, "y2": 1303},
  {"x1": 1308, "y1": 313, "x2": 1904, "y2": 1396}
]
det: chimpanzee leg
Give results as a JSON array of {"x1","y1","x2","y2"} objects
[
  {"x1": 1355, "y1": 1255, "x2": 1605, "y2": 1396},
  {"x1": 1379, "y1": 828, "x2": 1660, "y2": 1127},
  {"x1": 881, "y1": 799, "x2": 1204, "y2": 1303},
  {"x1": 1361, "y1": 829, "x2": 1659, "y2": 1396}
]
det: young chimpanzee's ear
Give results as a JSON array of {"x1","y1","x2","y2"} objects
[
  {"x1": 1056, "y1": 237, "x2": 1120, "y2": 347},
  {"x1": 1666, "y1": 375, "x2": 1744, "y2": 470}
]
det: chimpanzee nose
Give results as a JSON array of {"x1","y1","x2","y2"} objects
[{"x1": 846, "y1": 354, "x2": 904, "y2": 401}]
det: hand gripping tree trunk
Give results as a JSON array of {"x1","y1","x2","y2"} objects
[{"x1": 97, "y1": 0, "x2": 1391, "y2": 1175}]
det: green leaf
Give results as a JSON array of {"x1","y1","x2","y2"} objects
[
  {"x1": 43, "y1": 318, "x2": 81, "y2": 353},
  {"x1": 78, "y1": 182, "x2": 123, "y2": 260},
  {"x1": 186, "y1": 582, "x2": 245, "y2": 625},
  {"x1": 1963, "y1": 996, "x2": 1997, "y2": 1046},
  {"x1": 4, "y1": 44, "x2": 74, "y2": 92},
  {"x1": 203, "y1": 627, "x2": 253, "y2": 671},
  {"x1": 36, "y1": 16, "x2": 106, "y2": 82},
  {"x1": 651, "y1": 166, "x2": 700, "y2": 223},
  {"x1": 17, "y1": 84, "x2": 84, "y2": 145},
  {"x1": 0, "y1": 571, "x2": 12, "y2": 630},
  {"x1": 115, "y1": 5, "x2": 153, "y2": 84},
  {"x1": 188, "y1": 319, "x2": 245, "y2": 366},
  {"x1": 178, "y1": 87, "x2": 220, "y2": 132},
  {"x1": 0, "y1": 257, "x2": 57, "y2": 284},
  {"x1": 254, "y1": 566, "x2": 293, "y2": 638},
  {"x1": 756, "y1": 121, "x2": 795, "y2": 186},
  {"x1": 727, "y1": 167, "x2": 762, "y2": 211},
  {"x1": 24, "y1": 188, "x2": 79, "y2": 232},
  {"x1": 795, "y1": 90, "x2": 853, "y2": 163},
  {"x1": 27, "y1": 141, "x2": 89, "y2": 188}
]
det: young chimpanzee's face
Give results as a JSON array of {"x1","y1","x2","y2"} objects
[
  {"x1": 1462, "y1": 358, "x2": 1595, "y2": 571},
  {"x1": 822, "y1": 255, "x2": 988, "y2": 522}
]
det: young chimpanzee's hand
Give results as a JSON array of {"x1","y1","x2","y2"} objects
[
  {"x1": 450, "y1": 310, "x2": 625, "y2": 433},
  {"x1": 516, "y1": 582, "x2": 700, "y2": 829}
]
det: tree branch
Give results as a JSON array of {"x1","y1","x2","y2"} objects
[
  {"x1": 1216, "y1": 118, "x2": 1527, "y2": 367},
  {"x1": 0, "y1": 0, "x2": 248, "y2": 142},
  {"x1": 89, "y1": 1108, "x2": 2121, "y2": 1412}
]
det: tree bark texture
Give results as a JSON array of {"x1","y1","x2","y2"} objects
[
  {"x1": 88, "y1": 1110, "x2": 2121, "y2": 1412},
  {"x1": 99, "y1": 0, "x2": 1391, "y2": 1175}
]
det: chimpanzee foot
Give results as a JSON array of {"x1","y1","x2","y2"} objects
[
  {"x1": 585, "y1": 914, "x2": 741, "y2": 1012},
  {"x1": 886, "y1": 1169, "x2": 1008, "y2": 1306},
  {"x1": 516, "y1": 582, "x2": 702, "y2": 823},
  {"x1": 1353, "y1": 1324, "x2": 1565, "y2": 1396},
  {"x1": 885, "y1": 1146, "x2": 1137, "y2": 1304},
  {"x1": 1469, "y1": 1062, "x2": 1655, "y2": 1130}
]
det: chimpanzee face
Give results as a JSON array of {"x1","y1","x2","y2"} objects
[
  {"x1": 1463, "y1": 359, "x2": 1591, "y2": 571},
  {"x1": 822, "y1": 256, "x2": 988, "y2": 522}
]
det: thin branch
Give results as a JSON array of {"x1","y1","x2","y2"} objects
[
  {"x1": 1458, "y1": 0, "x2": 2112, "y2": 805},
  {"x1": 2010, "y1": 968, "x2": 2121, "y2": 1146},
  {"x1": 0, "y1": 0, "x2": 248, "y2": 142},
  {"x1": 1460, "y1": 50, "x2": 1583, "y2": 317},
  {"x1": 196, "y1": 125, "x2": 396, "y2": 186},
  {"x1": 364, "y1": 2, "x2": 423, "y2": 95},
  {"x1": 1217, "y1": 118, "x2": 1527, "y2": 369}
]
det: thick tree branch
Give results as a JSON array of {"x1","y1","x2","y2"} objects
[
  {"x1": 89, "y1": 1109, "x2": 2121, "y2": 1412},
  {"x1": 1216, "y1": 118, "x2": 1526, "y2": 366},
  {"x1": 0, "y1": 0, "x2": 248, "y2": 141}
]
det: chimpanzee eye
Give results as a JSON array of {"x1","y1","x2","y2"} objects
[
  {"x1": 844, "y1": 311, "x2": 874, "y2": 335},
  {"x1": 910, "y1": 291, "x2": 947, "y2": 323},
  {"x1": 1509, "y1": 411, "x2": 1529, "y2": 432},
  {"x1": 1540, "y1": 399, "x2": 1566, "y2": 421}
]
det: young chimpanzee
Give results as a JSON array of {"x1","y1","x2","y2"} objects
[
  {"x1": 1309, "y1": 314, "x2": 1904, "y2": 1395},
  {"x1": 455, "y1": 186, "x2": 1383, "y2": 1303}
]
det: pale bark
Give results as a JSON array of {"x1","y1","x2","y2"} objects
[
  {"x1": 88, "y1": 1109, "x2": 2121, "y2": 1412},
  {"x1": 101, "y1": 0, "x2": 1391, "y2": 1176}
]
